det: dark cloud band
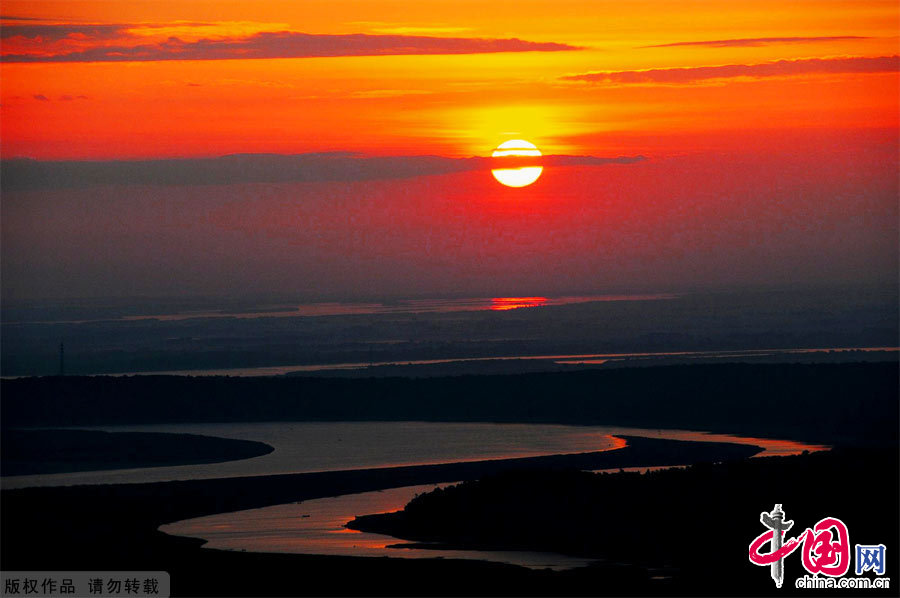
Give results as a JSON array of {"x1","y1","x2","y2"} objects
[
  {"x1": 562, "y1": 55, "x2": 900, "y2": 84},
  {"x1": 2, "y1": 27, "x2": 579, "y2": 62},
  {"x1": 640, "y1": 36, "x2": 868, "y2": 48},
  {"x1": 1, "y1": 153, "x2": 645, "y2": 191}
]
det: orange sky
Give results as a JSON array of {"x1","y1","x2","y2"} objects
[
  {"x1": 1, "y1": 1, "x2": 897, "y2": 302},
  {"x1": 1, "y1": 0, "x2": 898, "y2": 159}
]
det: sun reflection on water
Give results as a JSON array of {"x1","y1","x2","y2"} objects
[{"x1": 490, "y1": 296, "x2": 548, "y2": 310}]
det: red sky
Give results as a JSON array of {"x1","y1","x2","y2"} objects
[{"x1": 1, "y1": 0, "x2": 897, "y2": 301}]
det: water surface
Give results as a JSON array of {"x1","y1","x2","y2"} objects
[
  {"x1": 160, "y1": 483, "x2": 600, "y2": 570},
  {"x1": 1, "y1": 421, "x2": 827, "y2": 490}
]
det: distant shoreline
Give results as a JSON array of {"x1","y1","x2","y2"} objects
[{"x1": 3, "y1": 345, "x2": 889, "y2": 379}]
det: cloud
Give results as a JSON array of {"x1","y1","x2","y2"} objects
[
  {"x1": 349, "y1": 21, "x2": 474, "y2": 35},
  {"x1": 640, "y1": 36, "x2": 869, "y2": 48},
  {"x1": 562, "y1": 55, "x2": 900, "y2": 85},
  {"x1": 0, "y1": 23, "x2": 126, "y2": 40},
  {"x1": 2, "y1": 23, "x2": 579, "y2": 62},
  {"x1": 0, "y1": 21, "x2": 229, "y2": 40},
  {"x1": 1, "y1": 153, "x2": 645, "y2": 191},
  {"x1": 32, "y1": 94, "x2": 50, "y2": 101},
  {"x1": 347, "y1": 88, "x2": 434, "y2": 99},
  {"x1": 0, "y1": 15, "x2": 57, "y2": 22},
  {"x1": 370, "y1": 26, "x2": 473, "y2": 35}
]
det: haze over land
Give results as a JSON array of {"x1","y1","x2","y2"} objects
[{"x1": 1, "y1": 285, "x2": 895, "y2": 376}]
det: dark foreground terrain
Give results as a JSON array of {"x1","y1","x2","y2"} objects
[
  {"x1": 1, "y1": 363, "x2": 897, "y2": 596},
  {"x1": 350, "y1": 448, "x2": 899, "y2": 594},
  {"x1": 3, "y1": 437, "x2": 759, "y2": 597},
  {"x1": 2, "y1": 443, "x2": 895, "y2": 596}
]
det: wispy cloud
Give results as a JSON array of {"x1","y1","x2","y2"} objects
[
  {"x1": 346, "y1": 89, "x2": 435, "y2": 99},
  {"x1": 640, "y1": 36, "x2": 869, "y2": 48},
  {"x1": 0, "y1": 15, "x2": 55, "y2": 22},
  {"x1": 349, "y1": 21, "x2": 473, "y2": 35},
  {"x1": 2, "y1": 21, "x2": 579, "y2": 62},
  {"x1": 1, "y1": 23, "x2": 126, "y2": 40},
  {"x1": 0, "y1": 21, "x2": 257, "y2": 40},
  {"x1": 1, "y1": 153, "x2": 645, "y2": 191},
  {"x1": 562, "y1": 55, "x2": 900, "y2": 85},
  {"x1": 370, "y1": 26, "x2": 473, "y2": 35}
]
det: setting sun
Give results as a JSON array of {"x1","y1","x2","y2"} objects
[{"x1": 491, "y1": 139, "x2": 543, "y2": 187}]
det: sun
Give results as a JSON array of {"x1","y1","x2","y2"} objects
[{"x1": 491, "y1": 140, "x2": 543, "y2": 187}]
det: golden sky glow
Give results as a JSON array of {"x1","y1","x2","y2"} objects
[{"x1": 1, "y1": 0, "x2": 897, "y2": 159}]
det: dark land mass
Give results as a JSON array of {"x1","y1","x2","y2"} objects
[
  {"x1": 1, "y1": 429, "x2": 274, "y2": 476},
  {"x1": 288, "y1": 348, "x2": 899, "y2": 378},
  {"x1": 3, "y1": 363, "x2": 897, "y2": 446},
  {"x1": 348, "y1": 447, "x2": 899, "y2": 596},
  {"x1": 3, "y1": 437, "x2": 760, "y2": 597}
]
